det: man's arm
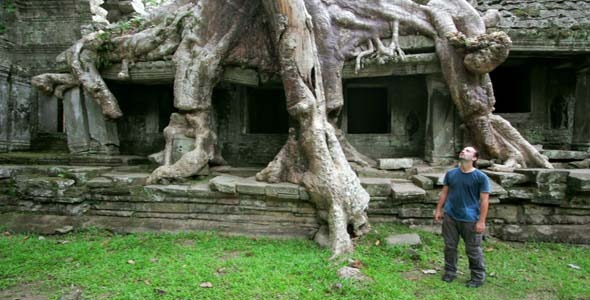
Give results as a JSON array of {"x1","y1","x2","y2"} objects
[
  {"x1": 475, "y1": 192, "x2": 489, "y2": 233},
  {"x1": 434, "y1": 185, "x2": 449, "y2": 223}
]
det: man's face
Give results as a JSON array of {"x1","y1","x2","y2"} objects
[{"x1": 459, "y1": 147, "x2": 477, "y2": 162}]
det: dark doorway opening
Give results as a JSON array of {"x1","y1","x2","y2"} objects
[
  {"x1": 490, "y1": 67, "x2": 531, "y2": 113},
  {"x1": 247, "y1": 87, "x2": 289, "y2": 134},
  {"x1": 346, "y1": 87, "x2": 390, "y2": 134}
]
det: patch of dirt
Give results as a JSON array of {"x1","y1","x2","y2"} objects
[
  {"x1": 177, "y1": 239, "x2": 196, "y2": 247},
  {"x1": 219, "y1": 250, "x2": 243, "y2": 261},
  {"x1": 524, "y1": 292, "x2": 558, "y2": 300},
  {"x1": 401, "y1": 270, "x2": 427, "y2": 281},
  {"x1": 0, "y1": 282, "x2": 49, "y2": 300}
]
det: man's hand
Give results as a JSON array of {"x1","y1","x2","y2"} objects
[
  {"x1": 475, "y1": 220, "x2": 486, "y2": 233},
  {"x1": 434, "y1": 209, "x2": 443, "y2": 223}
]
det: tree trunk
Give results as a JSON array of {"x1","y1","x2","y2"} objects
[{"x1": 259, "y1": 0, "x2": 370, "y2": 258}]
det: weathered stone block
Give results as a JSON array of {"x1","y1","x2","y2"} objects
[
  {"x1": 235, "y1": 177, "x2": 267, "y2": 195},
  {"x1": 411, "y1": 175, "x2": 433, "y2": 190},
  {"x1": 521, "y1": 205, "x2": 555, "y2": 224},
  {"x1": 385, "y1": 233, "x2": 421, "y2": 246},
  {"x1": 425, "y1": 189, "x2": 441, "y2": 203},
  {"x1": 532, "y1": 183, "x2": 567, "y2": 205},
  {"x1": 209, "y1": 175, "x2": 241, "y2": 194},
  {"x1": 357, "y1": 167, "x2": 406, "y2": 179},
  {"x1": 482, "y1": 170, "x2": 528, "y2": 187},
  {"x1": 488, "y1": 204, "x2": 519, "y2": 223},
  {"x1": 568, "y1": 170, "x2": 590, "y2": 193},
  {"x1": 489, "y1": 180, "x2": 508, "y2": 199},
  {"x1": 86, "y1": 177, "x2": 113, "y2": 188},
  {"x1": 48, "y1": 166, "x2": 112, "y2": 185},
  {"x1": 360, "y1": 177, "x2": 392, "y2": 197},
  {"x1": 0, "y1": 167, "x2": 14, "y2": 179},
  {"x1": 102, "y1": 172, "x2": 150, "y2": 186},
  {"x1": 492, "y1": 224, "x2": 590, "y2": 244},
  {"x1": 556, "y1": 207, "x2": 590, "y2": 216},
  {"x1": 399, "y1": 204, "x2": 434, "y2": 218},
  {"x1": 420, "y1": 173, "x2": 445, "y2": 186},
  {"x1": 507, "y1": 187, "x2": 535, "y2": 200},
  {"x1": 392, "y1": 183, "x2": 426, "y2": 202},
  {"x1": 515, "y1": 169, "x2": 570, "y2": 184},
  {"x1": 541, "y1": 150, "x2": 588, "y2": 160},
  {"x1": 563, "y1": 195, "x2": 590, "y2": 209},
  {"x1": 378, "y1": 158, "x2": 413, "y2": 170},
  {"x1": 299, "y1": 187, "x2": 309, "y2": 200},
  {"x1": 265, "y1": 182, "x2": 301, "y2": 199}
]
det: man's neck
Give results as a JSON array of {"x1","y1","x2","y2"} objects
[{"x1": 459, "y1": 161, "x2": 475, "y2": 173}]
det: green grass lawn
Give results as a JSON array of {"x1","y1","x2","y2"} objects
[{"x1": 0, "y1": 224, "x2": 588, "y2": 299}]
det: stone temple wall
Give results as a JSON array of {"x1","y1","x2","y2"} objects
[
  {"x1": 1, "y1": 164, "x2": 589, "y2": 244},
  {"x1": 0, "y1": 0, "x2": 94, "y2": 152}
]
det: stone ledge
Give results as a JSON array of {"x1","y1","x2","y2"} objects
[
  {"x1": 360, "y1": 177, "x2": 393, "y2": 197},
  {"x1": 568, "y1": 170, "x2": 590, "y2": 193},
  {"x1": 483, "y1": 170, "x2": 529, "y2": 187}
]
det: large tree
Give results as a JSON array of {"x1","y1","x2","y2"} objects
[{"x1": 32, "y1": 0, "x2": 552, "y2": 257}]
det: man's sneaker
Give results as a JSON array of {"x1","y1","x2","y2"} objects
[
  {"x1": 465, "y1": 280, "x2": 484, "y2": 288},
  {"x1": 442, "y1": 274, "x2": 456, "y2": 283}
]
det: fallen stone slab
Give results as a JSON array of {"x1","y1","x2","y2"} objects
[
  {"x1": 541, "y1": 150, "x2": 588, "y2": 160},
  {"x1": 337, "y1": 266, "x2": 371, "y2": 281},
  {"x1": 385, "y1": 233, "x2": 421, "y2": 246},
  {"x1": 235, "y1": 177, "x2": 267, "y2": 195},
  {"x1": 514, "y1": 169, "x2": 570, "y2": 184},
  {"x1": 144, "y1": 183, "x2": 226, "y2": 199},
  {"x1": 492, "y1": 224, "x2": 590, "y2": 244},
  {"x1": 392, "y1": 183, "x2": 426, "y2": 201},
  {"x1": 86, "y1": 177, "x2": 113, "y2": 188},
  {"x1": 360, "y1": 177, "x2": 392, "y2": 197},
  {"x1": 482, "y1": 170, "x2": 528, "y2": 187},
  {"x1": 489, "y1": 180, "x2": 508, "y2": 199},
  {"x1": 378, "y1": 158, "x2": 413, "y2": 170},
  {"x1": 265, "y1": 182, "x2": 301, "y2": 199},
  {"x1": 411, "y1": 175, "x2": 433, "y2": 190},
  {"x1": 420, "y1": 173, "x2": 445, "y2": 186},
  {"x1": 209, "y1": 175, "x2": 242, "y2": 194},
  {"x1": 102, "y1": 172, "x2": 150, "y2": 186},
  {"x1": 568, "y1": 170, "x2": 590, "y2": 193},
  {"x1": 356, "y1": 167, "x2": 406, "y2": 179},
  {"x1": 48, "y1": 166, "x2": 113, "y2": 185},
  {"x1": 507, "y1": 187, "x2": 535, "y2": 200}
]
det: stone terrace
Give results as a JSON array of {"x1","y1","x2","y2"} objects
[{"x1": 1, "y1": 154, "x2": 589, "y2": 244}]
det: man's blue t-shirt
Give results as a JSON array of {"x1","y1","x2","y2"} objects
[{"x1": 443, "y1": 167, "x2": 491, "y2": 222}]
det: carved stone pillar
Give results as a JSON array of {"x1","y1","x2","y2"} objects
[
  {"x1": 572, "y1": 68, "x2": 590, "y2": 151},
  {"x1": 63, "y1": 87, "x2": 119, "y2": 154},
  {"x1": 0, "y1": 66, "x2": 33, "y2": 152},
  {"x1": 424, "y1": 74, "x2": 459, "y2": 164},
  {"x1": 0, "y1": 65, "x2": 10, "y2": 152}
]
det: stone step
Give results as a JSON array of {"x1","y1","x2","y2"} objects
[
  {"x1": 541, "y1": 149, "x2": 588, "y2": 161},
  {"x1": 568, "y1": 170, "x2": 590, "y2": 193},
  {"x1": 30, "y1": 133, "x2": 68, "y2": 152},
  {"x1": 0, "y1": 151, "x2": 151, "y2": 166},
  {"x1": 209, "y1": 175, "x2": 309, "y2": 200},
  {"x1": 392, "y1": 182, "x2": 426, "y2": 201}
]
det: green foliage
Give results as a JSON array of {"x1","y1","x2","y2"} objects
[
  {"x1": 0, "y1": 225, "x2": 588, "y2": 299},
  {"x1": 0, "y1": 0, "x2": 16, "y2": 35},
  {"x1": 142, "y1": 0, "x2": 169, "y2": 10}
]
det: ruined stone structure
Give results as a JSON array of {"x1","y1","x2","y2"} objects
[{"x1": 1, "y1": 1, "x2": 590, "y2": 249}]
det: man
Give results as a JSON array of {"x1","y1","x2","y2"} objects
[{"x1": 434, "y1": 146, "x2": 491, "y2": 288}]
